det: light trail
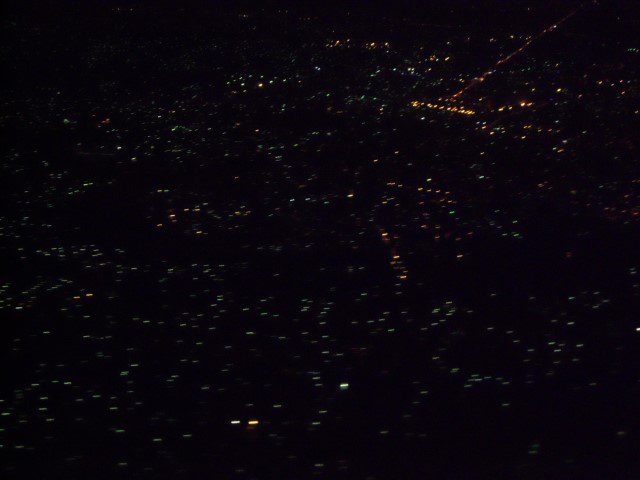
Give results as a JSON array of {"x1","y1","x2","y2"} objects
[{"x1": 450, "y1": 3, "x2": 589, "y2": 100}]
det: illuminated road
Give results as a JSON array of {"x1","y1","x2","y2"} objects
[{"x1": 450, "y1": 2, "x2": 591, "y2": 100}]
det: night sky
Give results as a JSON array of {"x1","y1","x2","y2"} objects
[{"x1": 2, "y1": 1, "x2": 640, "y2": 478}]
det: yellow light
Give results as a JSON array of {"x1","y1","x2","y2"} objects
[{"x1": 248, "y1": 420, "x2": 259, "y2": 425}]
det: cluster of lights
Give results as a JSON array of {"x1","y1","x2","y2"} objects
[
  {"x1": 365, "y1": 42, "x2": 390, "y2": 50},
  {"x1": 230, "y1": 419, "x2": 260, "y2": 426},
  {"x1": 410, "y1": 100, "x2": 475, "y2": 116},
  {"x1": 326, "y1": 39, "x2": 348, "y2": 48},
  {"x1": 390, "y1": 252, "x2": 408, "y2": 281},
  {"x1": 379, "y1": 229, "x2": 409, "y2": 281},
  {"x1": 495, "y1": 101, "x2": 534, "y2": 112},
  {"x1": 326, "y1": 39, "x2": 390, "y2": 50}
]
